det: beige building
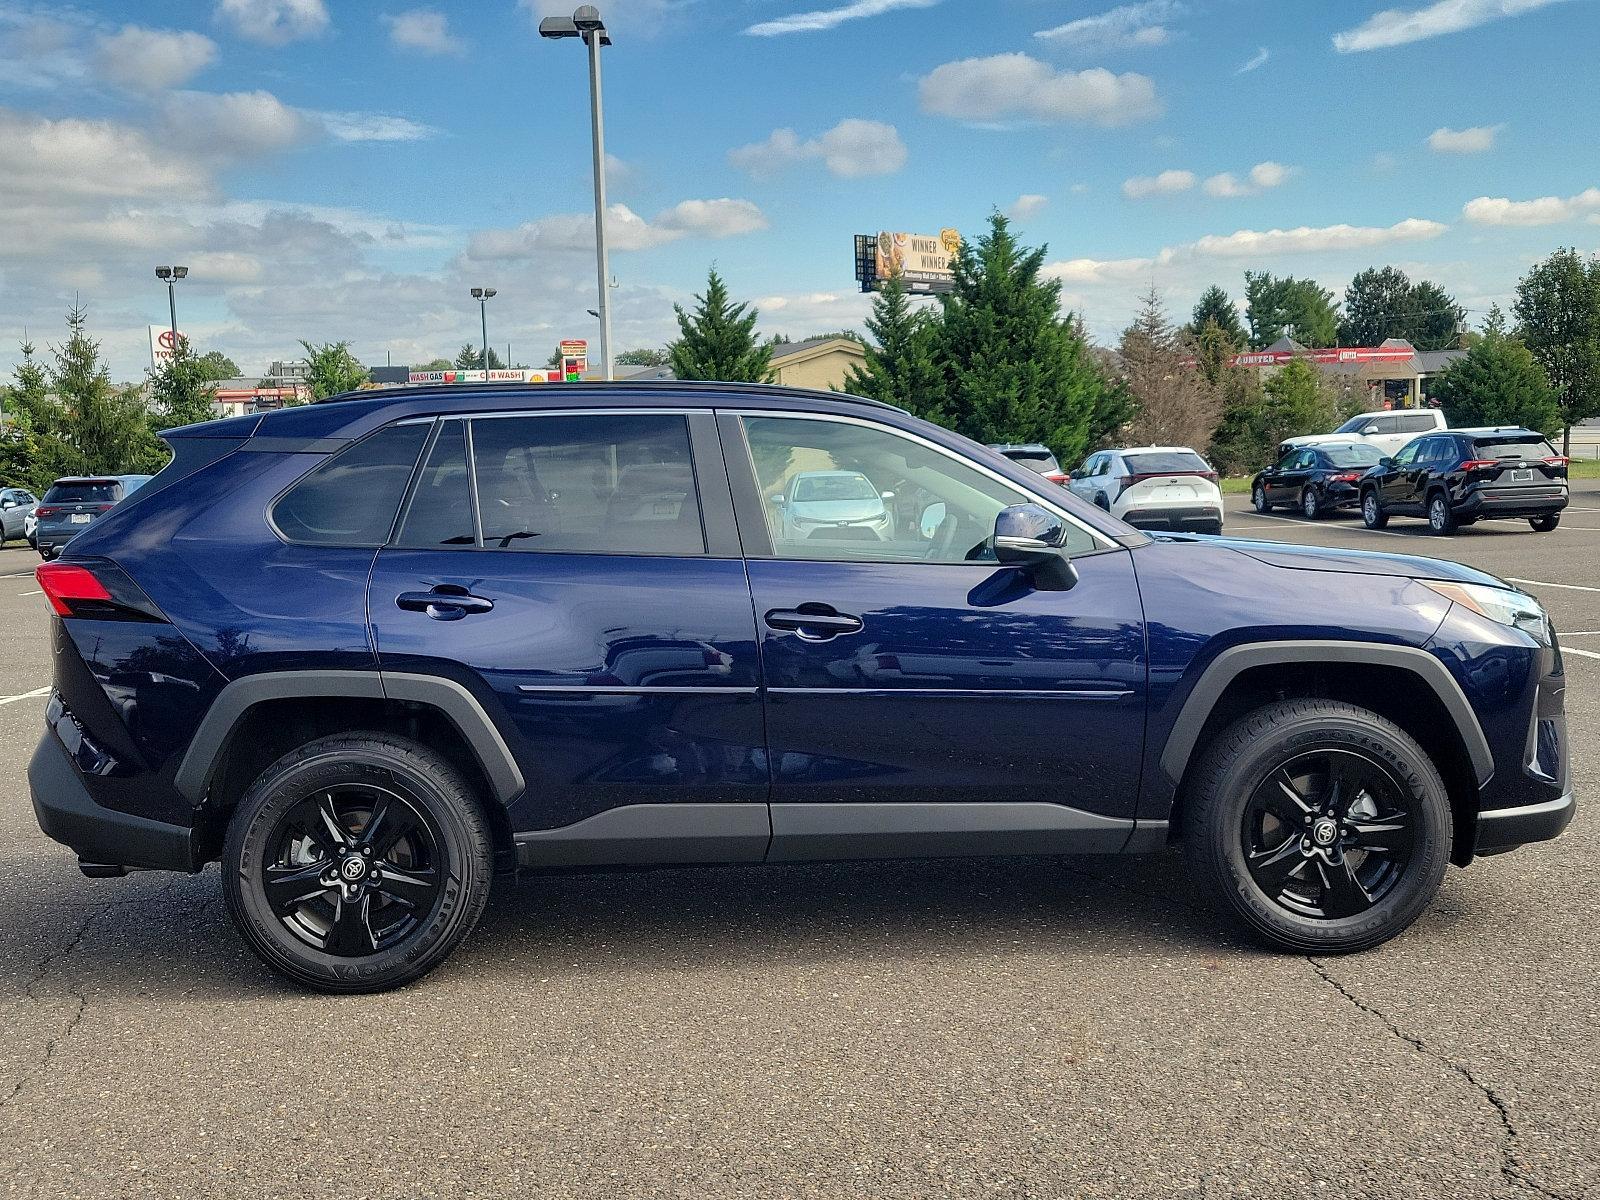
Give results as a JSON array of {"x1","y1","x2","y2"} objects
[{"x1": 612, "y1": 337, "x2": 871, "y2": 393}]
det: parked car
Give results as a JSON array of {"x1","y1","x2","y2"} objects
[
  {"x1": 33, "y1": 475, "x2": 152, "y2": 560},
  {"x1": 989, "y1": 443, "x2": 1069, "y2": 485},
  {"x1": 1067, "y1": 447, "x2": 1223, "y2": 534},
  {"x1": 1251, "y1": 443, "x2": 1384, "y2": 519},
  {"x1": 1360, "y1": 427, "x2": 1569, "y2": 534},
  {"x1": 1279, "y1": 408, "x2": 1445, "y2": 460},
  {"x1": 29, "y1": 383, "x2": 1571, "y2": 992},
  {"x1": 23, "y1": 509, "x2": 37, "y2": 549},
  {"x1": 0, "y1": 487, "x2": 39, "y2": 544},
  {"x1": 773, "y1": 469, "x2": 895, "y2": 546}
]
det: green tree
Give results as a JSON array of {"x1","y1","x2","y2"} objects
[
  {"x1": 843, "y1": 277, "x2": 947, "y2": 421},
  {"x1": 1514, "y1": 247, "x2": 1600, "y2": 454},
  {"x1": 616, "y1": 347, "x2": 669, "y2": 367},
  {"x1": 49, "y1": 300, "x2": 155, "y2": 475},
  {"x1": 1257, "y1": 358, "x2": 1339, "y2": 451},
  {"x1": 6, "y1": 338, "x2": 57, "y2": 433},
  {"x1": 933, "y1": 213, "x2": 1116, "y2": 465},
  {"x1": 456, "y1": 343, "x2": 506, "y2": 370},
  {"x1": 801, "y1": 329, "x2": 866, "y2": 345},
  {"x1": 1187, "y1": 285, "x2": 1245, "y2": 348},
  {"x1": 1338, "y1": 266, "x2": 1464, "y2": 349},
  {"x1": 146, "y1": 337, "x2": 219, "y2": 429},
  {"x1": 1118, "y1": 286, "x2": 1221, "y2": 448},
  {"x1": 1207, "y1": 367, "x2": 1270, "y2": 475},
  {"x1": 1245, "y1": 271, "x2": 1339, "y2": 348},
  {"x1": 2, "y1": 339, "x2": 78, "y2": 490},
  {"x1": 668, "y1": 268, "x2": 774, "y2": 382},
  {"x1": 194, "y1": 350, "x2": 240, "y2": 380},
  {"x1": 1431, "y1": 308, "x2": 1562, "y2": 436},
  {"x1": 299, "y1": 340, "x2": 369, "y2": 400},
  {"x1": 414, "y1": 357, "x2": 453, "y2": 372}
]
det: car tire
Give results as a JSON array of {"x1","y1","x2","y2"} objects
[
  {"x1": 222, "y1": 732, "x2": 495, "y2": 994},
  {"x1": 1530, "y1": 515, "x2": 1560, "y2": 532},
  {"x1": 1184, "y1": 699, "x2": 1451, "y2": 954},
  {"x1": 1427, "y1": 492, "x2": 1458, "y2": 535},
  {"x1": 1360, "y1": 490, "x2": 1388, "y2": 529},
  {"x1": 1300, "y1": 487, "x2": 1323, "y2": 520},
  {"x1": 1252, "y1": 484, "x2": 1271, "y2": 513}
]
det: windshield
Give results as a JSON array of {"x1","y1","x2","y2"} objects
[
  {"x1": 1471, "y1": 435, "x2": 1555, "y2": 459},
  {"x1": 795, "y1": 474, "x2": 877, "y2": 502},
  {"x1": 1003, "y1": 449, "x2": 1060, "y2": 472},
  {"x1": 43, "y1": 482, "x2": 117, "y2": 504},
  {"x1": 1333, "y1": 416, "x2": 1370, "y2": 434},
  {"x1": 1322, "y1": 445, "x2": 1382, "y2": 468},
  {"x1": 1123, "y1": 451, "x2": 1211, "y2": 475}
]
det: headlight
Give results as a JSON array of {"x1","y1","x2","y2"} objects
[{"x1": 1420, "y1": 580, "x2": 1550, "y2": 644}]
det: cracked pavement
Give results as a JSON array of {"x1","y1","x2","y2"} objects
[{"x1": 0, "y1": 489, "x2": 1595, "y2": 1199}]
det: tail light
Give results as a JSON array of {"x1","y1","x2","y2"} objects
[
  {"x1": 1459, "y1": 460, "x2": 1501, "y2": 471},
  {"x1": 36, "y1": 564, "x2": 112, "y2": 617},
  {"x1": 1544, "y1": 456, "x2": 1569, "y2": 467},
  {"x1": 34, "y1": 505, "x2": 59, "y2": 518},
  {"x1": 35, "y1": 561, "x2": 164, "y2": 622},
  {"x1": 1330, "y1": 472, "x2": 1362, "y2": 483}
]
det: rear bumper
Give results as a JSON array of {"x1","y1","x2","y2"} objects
[
  {"x1": 1457, "y1": 489, "x2": 1569, "y2": 518},
  {"x1": 28, "y1": 732, "x2": 199, "y2": 872},
  {"x1": 1121, "y1": 505, "x2": 1222, "y2": 532},
  {"x1": 1475, "y1": 790, "x2": 1576, "y2": 856}
]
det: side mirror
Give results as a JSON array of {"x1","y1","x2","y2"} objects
[
  {"x1": 880, "y1": 490, "x2": 895, "y2": 500},
  {"x1": 1379, "y1": 456, "x2": 1395, "y2": 468},
  {"x1": 1068, "y1": 469, "x2": 1084, "y2": 481},
  {"x1": 769, "y1": 494, "x2": 785, "y2": 506},
  {"x1": 992, "y1": 504, "x2": 1079, "y2": 591}
]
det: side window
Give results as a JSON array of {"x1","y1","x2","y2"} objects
[
  {"x1": 1078, "y1": 454, "x2": 1100, "y2": 477},
  {"x1": 470, "y1": 413, "x2": 704, "y2": 555},
  {"x1": 272, "y1": 422, "x2": 429, "y2": 546},
  {"x1": 1398, "y1": 414, "x2": 1437, "y2": 434},
  {"x1": 1095, "y1": 455, "x2": 1114, "y2": 477},
  {"x1": 396, "y1": 420, "x2": 475, "y2": 548},
  {"x1": 741, "y1": 416, "x2": 1098, "y2": 564},
  {"x1": 1392, "y1": 441, "x2": 1422, "y2": 466},
  {"x1": 1367, "y1": 416, "x2": 1398, "y2": 435}
]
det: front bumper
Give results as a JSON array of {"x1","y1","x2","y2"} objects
[
  {"x1": 28, "y1": 732, "x2": 199, "y2": 872},
  {"x1": 1475, "y1": 790, "x2": 1576, "y2": 855}
]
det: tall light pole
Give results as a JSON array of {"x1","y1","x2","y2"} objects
[
  {"x1": 153, "y1": 265, "x2": 189, "y2": 353},
  {"x1": 539, "y1": 6, "x2": 614, "y2": 381},
  {"x1": 471, "y1": 287, "x2": 497, "y2": 371}
]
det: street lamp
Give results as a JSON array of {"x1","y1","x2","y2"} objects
[
  {"x1": 471, "y1": 287, "x2": 497, "y2": 372},
  {"x1": 539, "y1": 6, "x2": 614, "y2": 382},
  {"x1": 153, "y1": 265, "x2": 189, "y2": 354}
]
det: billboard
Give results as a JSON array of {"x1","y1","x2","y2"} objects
[
  {"x1": 856, "y1": 229, "x2": 961, "y2": 294},
  {"x1": 148, "y1": 325, "x2": 185, "y2": 367},
  {"x1": 408, "y1": 368, "x2": 568, "y2": 385}
]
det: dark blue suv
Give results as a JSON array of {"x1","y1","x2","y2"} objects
[{"x1": 28, "y1": 384, "x2": 1574, "y2": 991}]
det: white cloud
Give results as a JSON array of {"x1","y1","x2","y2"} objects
[
  {"x1": 1035, "y1": 2, "x2": 1184, "y2": 52},
  {"x1": 1008, "y1": 194, "x2": 1049, "y2": 220},
  {"x1": 1427, "y1": 123, "x2": 1503, "y2": 153},
  {"x1": 317, "y1": 111, "x2": 439, "y2": 142},
  {"x1": 382, "y1": 9, "x2": 465, "y2": 56},
  {"x1": 1188, "y1": 218, "x2": 1448, "y2": 258},
  {"x1": 1462, "y1": 187, "x2": 1600, "y2": 226},
  {"x1": 464, "y1": 198, "x2": 767, "y2": 262},
  {"x1": 745, "y1": 0, "x2": 940, "y2": 36},
  {"x1": 0, "y1": 14, "x2": 91, "y2": 91},
  {"x1": 157, "y1": 90, "x2": 309, "y2": 157},
  {"x1": 655, "y1": 198, "x2": 769, "y2": 238},
  {"x1": 1044, "y1": 256, "x2": 1160, "y2": 285},
  {"x1": 756, "y1": 291, "x2": 875, "y2": 336},
  {"x1": 1332, "y1": 0, "x2": 1574, "y2": 52},
  {"x1": 1236, "y1": 46, "x2": 1269, "y2": 72},
  {"x1": 1123, "y1": 169, "x2": 1195, "y2": 199},
  {"x1": 729, "y1": 119, "x2": 907, "y2": 179},
  {"x1": 919, "y1": 54, "x2": 1161, "y2": 127},
  {"x1": 215, "y1": 0, "x2": 330, "y2": 45},
  {"x1": 0, "y1": 107, "x2": 210, "y2": 202},
  {"x1": 96, "y1": 26, "x2": 218, "y2": 92},
  {"x1": 1202, "y1": 160, "x2": 1294, "y2": 198}
]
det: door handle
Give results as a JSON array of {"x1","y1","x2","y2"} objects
[
  {"x1": 397, "y1": 588, "x2": 494, "y2": 620},
  {"x1": 764, "y1": 605, "x2": 863, "y2": 641}
]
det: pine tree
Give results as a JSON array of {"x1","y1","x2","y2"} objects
[
  {"x1": 7, "y1": 339, "x2": 56, "y2": 432},
  {"x1": 1187, "y1": 285, "x2": 1245, "y2": 348},
  {"x1": 843, "y1": 277, "x2": 947, "y2": 421},
  {"x1": 49, "y1": 300, "x2": 153, "y2": 475},
  {"x1": 1431, "y1": 307, "x2": 1562, "y2": 435},
  {"x1": 1207, "y1": 367, "x2": 1269, "y2": 475},
  {"x1": 668, "y1": 268, "x2": 774, "y2": 382},
  {"x1": 1245, "y1": 271, "x2": 1339, "y2": 348},
  {"x1": 147, "y1": 337, "x2": 219, "y2": 430},
  {"x1": 934, "y1": 213, "x2": 1112, "y2": 465},
  {"x1": 1257, "y1": 358, "x2": 1339, "y2": 451},
  {"x1": 1118, "y1": 286, "x2": 1221, "y2": 448},
  {"x1": 457, "y1": 343, "x2": 506, "y2": 370}
]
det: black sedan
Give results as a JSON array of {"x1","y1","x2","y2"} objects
[{"x1": 1251, "y1": 442, "x2": 1383, "y2": 519}]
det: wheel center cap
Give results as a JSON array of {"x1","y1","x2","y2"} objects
[
  {"x1": 1312, "y1": 818, "x2": 1339, "y2": 847},
  {"x1": 340, "y1": 856, "x2": 368, "y2": 881}
]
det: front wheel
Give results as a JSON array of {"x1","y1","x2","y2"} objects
[
  {"x1": 1252, "y1": 483, "x2": 1271, "y2": 513},
  {"x1": 222, "y1": 733, "x2": 495, "y2": 993},
  {"x1": 1530, "y1": 515, "x2": 1560, "y2": 532},
  {"x1": 1427, "y1": 492, "x2": 1458, "y2": 535},
  {"x1": 1184, "y1": 699, "x2": 1451, "y2": 953},
  {"x1": 1300, "y1": 486, "x2": 1323, "y2": 520},
  {"x1": 1360, "y1": 491, "x2": 1388, "y2": 529}
]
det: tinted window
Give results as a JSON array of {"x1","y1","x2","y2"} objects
[
  {"x1": 1470, "y1": 434, "x2": 1556, "y2": 459},
  {"x1": 1321, "y1": 445, "x2": 1382, "y2": 468},
  {"x1": 272, "y1": 422, "x2": 428, "y2": 545},
  {"x1": 1334, "y1": 416, "x2": 1371, "y2": 434},
  {"x1": 1396, "y1": 414, "x2": 1437, "y2": 433},
  {"x1": 1366, "y1": 416, "x2": 1398, "y2": 434},
  {"x1": 1122, "y1": 451, "x2": 1211, "y2": 475},
  {"x1": 43, "y1": 482, "x2": 118, "y2": 504},
  {"x1": 1392, "y1": 441, "x2": 1422, "y2": 465},
  {"x1": 396, "y1": 421, "x2": 475, "y2": 548},
  {"x1": 470, "y1": 413, "x2": 704, "y2": 555},
  {"x1": 743, "y1": 416, "x2": 1098, "y2": 564},
  {"x1": 1002, "y1": 448, "x2": 1061, "y2": 473}
]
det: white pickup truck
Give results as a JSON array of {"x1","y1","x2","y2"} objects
[{"x1": 1278, "y1": 408, "x2": 1445, "y2": 460}]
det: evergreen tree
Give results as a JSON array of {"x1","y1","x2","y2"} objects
[
  {"x1": 1245, "y1": 271, "x2": 1339, "y2": 348},
  {"x1": 49, "y1": 300, "x2": 153, "y2": 475},
  {"x1": 3, "y1": 338, "x2": 78, "y2": 489},
  {"x1": 1187, "y1": 285, "x2": 1245, "y2": 348},
  {"x1": 194, "y1": 351, "x2": 240, "y2": 380},
  {"x1": 668, "y1": 268, "x2": 774, "y2": 382},
  {"x1": 147, "y1": 337, "x2": 219, "y2": 430},
  {"x1": 843, "y1": 277, "x2": 947, "y2": 421},
  {"x1": 1257, "y1": 358, "x2": 1339, "y2": 451},
  {"x1": 300, "y1": 340, "x2": 370, "y2": 400},
  {"x1": 1514, "y1": 247, "x2": 1600, "y2": 454},
  {"x1": 616, "y1": 347, "x2": 669, "y2": 367},
  {"x1": 1118, "y1": 287, "x2": 1221, "y2": 448},
  {"x1": 1430, "y1": 308, "x2": 1562, "y2": 435},
  {"x1": 934, "y1": 212, "x2": 1112, "y2": 464},
  {"x1": 1339, "y1": 266, "x2": 1464, "y2": 349},
  {"x1": 7, "y1": 338, "x2": 57, "y2": 433},
  {"x1": 457, "y1": 343, "x2": 506, "y2": 370},
  {"x1": 1207, "y1": 367, "x2": 1270, "y2": 475}
]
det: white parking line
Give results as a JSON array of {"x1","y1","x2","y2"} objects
[
  {"x1": 1564, "y1": 647, "x2": 1600, "y2": 661},
  {"x1": 0, "y1": 686, "x2": 50, "y2": 706},
  {"x1": 1228, "y1": 512, "x2": 1416, "y2": 540},
  {"x1": 17, "y1": 589, "x2": 40, "y2": 596},
  {"x1": 1508, "y1": 578, "x2": 1600, "y2": 594}
]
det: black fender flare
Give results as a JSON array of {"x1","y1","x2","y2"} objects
[
  {"x1": 1157, "y1": 640, "x2": 1494, "y2": 791},
  {"x1": 173, "y1": 670, "x2": 525, "y2": 805}
]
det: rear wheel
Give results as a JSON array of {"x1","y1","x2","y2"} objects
[
  {"x1": 1300, "y1": 486, "x2": 1323, "y2": 520},
  {"x1": 1185, "y1": 699, "x2": 1451, "y2": 953},
  {"x1": 222, "y1": 733, "x2": 495, "y2": 993},
  {"x1": 1360, "y1": 490, "x2": 1388, "y2": 529},
  {"x1": 1252, "y1": 483, "x2": 1271, "y2": 513},
  {"x1": 1530, "y1": 515, "x2": 1560, "y2": 532},
  {"x1": 1427, "y1": 492, "x2": 1458, "y2": 535}
]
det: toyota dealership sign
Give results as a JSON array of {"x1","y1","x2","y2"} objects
[{"x1": 147, "y1": 325, "x2": 186, "y2": 367}]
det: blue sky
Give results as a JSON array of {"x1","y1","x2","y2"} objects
[{"x1": 2, "y1": 0, "x2": 1597, "y2": 379}]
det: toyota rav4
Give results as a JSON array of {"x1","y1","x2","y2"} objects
[{"x1": 28, "y1": 384, "x2": 1574, "y2": 991}]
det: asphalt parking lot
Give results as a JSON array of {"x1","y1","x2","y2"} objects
[{"x1": 0, "y1": 485, "x2": 1594, "y2": 1200}]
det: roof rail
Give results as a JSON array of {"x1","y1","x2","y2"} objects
[{"x1": 314, "y1": 378, "x2": 907, "y2": 414}]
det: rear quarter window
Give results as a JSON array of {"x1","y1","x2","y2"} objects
[
  {"x1": 1123, "y1": 451, "x2": 1211, "y2": 475},
  {"x1": 272, "y1": 423, "x2": 430, "y2": 545},
  {"x1": 1471, "y1": 435, "x2": 1555, "y2": 459},
  {"x1": 43, "y1": 483, "x2": 118, "y2": 504}
]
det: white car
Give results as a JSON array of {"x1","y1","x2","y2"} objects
[
  {"x1": 1067, "y1": 446, "x2": 1223, "y2": 534},
  {"x1": 1279, "y1": 408, "x2": 1445, "y2": 460},
  {"x1": 772, "y1": 470, "x2": 895, "y2": 546}
]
